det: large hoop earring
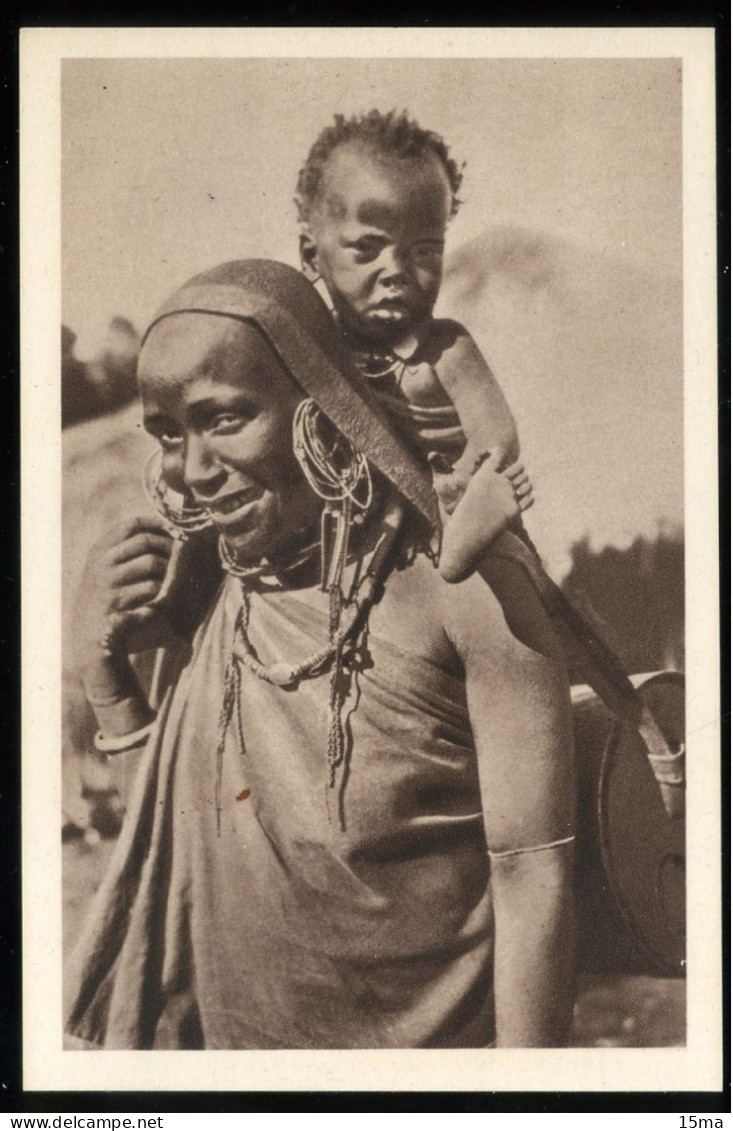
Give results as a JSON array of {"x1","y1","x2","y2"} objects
[
  {"x1": 292, "y1": 398, "x2": 373, "y2": 592},
  {"x1": 292, "y1": 399, "x2": 373, "y2": 512},
  {"x1": 142, "y1": 449, "x2": 215, "y2": 537}
]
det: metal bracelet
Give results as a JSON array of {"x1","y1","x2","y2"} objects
[{"x1": 93, "y1": 720, "x2": 155, "y2": 755}]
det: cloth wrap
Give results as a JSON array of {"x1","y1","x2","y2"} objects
[{"x1": 66, "y1": 576, "x2": 496, "y2": 1048}]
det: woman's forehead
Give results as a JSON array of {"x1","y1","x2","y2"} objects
[{"x1": 139, "y1": 312, "x2": 291, "y2": 391}]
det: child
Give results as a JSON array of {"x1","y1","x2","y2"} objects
[{"x1": 294, "y1": 109, "x2": 534, "y2": 581}]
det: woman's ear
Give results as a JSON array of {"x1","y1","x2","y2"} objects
[{"x1": 298, "y1": 224, "x2": 321, "y2": 283}]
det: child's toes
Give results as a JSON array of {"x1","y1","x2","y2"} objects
[{"x1": 504, "y1": 459, "x2": 525, "y2": 480}]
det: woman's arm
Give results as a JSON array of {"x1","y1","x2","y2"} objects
[
  {"x1": 488, "y1": 838, "x2": 576, "y2": 1046},
  {"x1": 73, "y1": 515, "x2": 178, "y2": 741},
  {"x1": 443, "y1": 570, "x2": 576, "y2": 1046}
]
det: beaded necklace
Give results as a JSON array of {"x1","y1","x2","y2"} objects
[
  {"x1": 346, "y1": 343, "x2": 407, "y2": 384},
  {"x1": 213, "y1": 400, "x2": 405, "y2": 831},
  {"x1": 214, "y1": 505, "x2": 402, "y2": 833},
  {"x1": 217, "y1": 533, "x2": 321, "y2": 588}
]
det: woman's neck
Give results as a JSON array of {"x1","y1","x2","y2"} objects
[{"x1": 219, "y1": 484, "x2": 397, "y2": 593}]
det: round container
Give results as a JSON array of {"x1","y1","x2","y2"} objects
[{"x1": 573, "y1": 671, "x2": 685, "y2": 978}]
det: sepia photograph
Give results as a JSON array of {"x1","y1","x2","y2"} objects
[{"x1": 21, "y1": 27, "x2": 720, "y2": 1093}]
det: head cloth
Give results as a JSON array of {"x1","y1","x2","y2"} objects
[{"x1": 142, "y1": 259, "x2": 438, "y2": 531}]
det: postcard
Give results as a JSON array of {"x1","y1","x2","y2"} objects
[{"x1": 20, "y1": 26, "x2": 720, "y2": 1094}]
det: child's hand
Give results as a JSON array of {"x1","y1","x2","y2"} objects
[{"x1": 431, "y1": 456, "x2": 471, "y2": 517}]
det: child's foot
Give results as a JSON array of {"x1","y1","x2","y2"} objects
[
  {"x1": 505, "y1": 460, "x2": 534, "y2": 514},
  {"x1": 438, "y1": 457, "x2": 534, "y2": 583}
]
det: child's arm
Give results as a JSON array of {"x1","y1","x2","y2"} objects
[{"x1": 427, "y1": 319, "x2": 520, "y2": 471}]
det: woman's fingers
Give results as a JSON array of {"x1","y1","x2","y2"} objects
[
  {"x1": 94, "y1": 520, "x2": 174, "y2": 596},
  {"x1": 109, "y1": 579, "x2": 166, "y2": 612},
  {"x1": 101, "y1": 602, "x2": 173, "y2": 656},
  {"x1": 74, "y1": 516, "x2": 182, "y2": 672},
  {"x1": 109, "y1": 532, "x2": 175, "y2": 565},
  {"x1": 109, "y1": 552, "x2": 170, "y2": 585},
  {"x1": 93, "y1": 515, "x2": 172, "y2": 562},
  {"x1": 113, "y1": 514, "x2": 174, "y2": 541}
]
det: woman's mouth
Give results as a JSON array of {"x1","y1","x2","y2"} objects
[{"x1": 205, "y1": 486, "x2": 263, "y2": 523}]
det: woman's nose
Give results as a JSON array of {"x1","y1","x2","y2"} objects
[{"x1": 183, "y1": 434, "x2": 224, "y2": 497}]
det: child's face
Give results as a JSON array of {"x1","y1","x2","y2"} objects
[{"x1": 300, "y1": 142, "x2": 452, "y2": 348}]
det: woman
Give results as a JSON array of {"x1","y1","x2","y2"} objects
[{"x1": 66, "y1": 260, "x2": 575, "y2": 1049}]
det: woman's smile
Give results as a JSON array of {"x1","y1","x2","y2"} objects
[
  {"x1": 203, "y1": 484, "x2": 264, "y2": 523},
  {"x1": 139, "y1": 313, "x2": 322, "y2": 564}
]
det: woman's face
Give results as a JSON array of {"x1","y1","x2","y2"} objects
[{"x1": 139, "y1": 312, "x2": 322, "y2": 564}]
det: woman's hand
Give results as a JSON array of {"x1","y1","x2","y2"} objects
[{"x1": 73, "y1": 515, "x2": 179, "y2": 679}]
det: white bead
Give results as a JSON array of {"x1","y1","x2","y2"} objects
[{"x1": 266, "y1": 662, "x2": 297, "y2": 687}]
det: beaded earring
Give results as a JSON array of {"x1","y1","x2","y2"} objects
[
  {"x1": 292, "y1": 398, "x2": 373, "y2": 591},
  {"x1": 142, "y1": 449, "x2": 215, "y2": 538},
  {"x1": 214, "y1": 400, "x2": 383, "y2": 833}
]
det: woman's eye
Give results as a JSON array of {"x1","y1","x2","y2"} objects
[
  {"x1": 159, "y1": 431, "x2": 183, "y2": 452},
  {"x1": 413, "y1": 242, "x2": 444, "y2": 260},
  {"x1": 211, "y1": 413, "x2": 246, "y2": 432}
]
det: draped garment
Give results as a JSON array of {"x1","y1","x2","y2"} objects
[{"x1": 66, "y1": 575, "x2": 495, "y2": 1049}]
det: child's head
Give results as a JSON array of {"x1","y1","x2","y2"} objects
[{"x1": 295, "y1": 110, "x2": 463, "y2": 349}]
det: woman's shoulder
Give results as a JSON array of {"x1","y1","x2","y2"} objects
[
  {"x1": 369, "y1": 551, "x2": 446, "y2": 661},
  {"x1": 373, "y1": 549, "x2": 507, "y2": 668}
]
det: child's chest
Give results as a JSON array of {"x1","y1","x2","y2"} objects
[{"x1": 396, "y1": 359, "x2": 452, "y2": 408}]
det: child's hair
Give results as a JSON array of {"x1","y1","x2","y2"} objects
[{"x1": 295, "y1": 109, "x2": 464, "y2": 223}]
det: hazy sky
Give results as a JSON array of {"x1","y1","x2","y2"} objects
[
  {"x1": 62, "y1": 57, "x2": 681, "y2": 353},
  {"x1": 61, "y1": 55, "x2": 684, "y2": 574}
]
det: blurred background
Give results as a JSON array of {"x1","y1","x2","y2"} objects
[{"x1": 61, "y1": 55, "x2": 685, "y2": 1046}]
